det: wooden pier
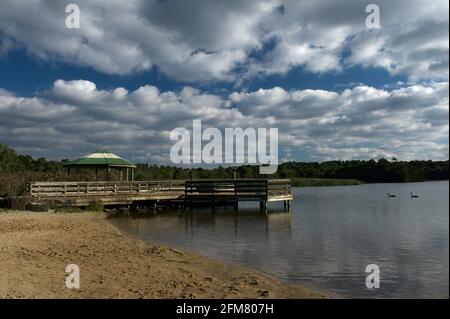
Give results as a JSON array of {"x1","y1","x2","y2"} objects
[{"x1": 29, "y1": 179, "x2": 293, "y2": 211}]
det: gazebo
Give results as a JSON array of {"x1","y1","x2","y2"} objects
[{"x1": 65, "y1": 150, "x2": 136, "y2": 181}]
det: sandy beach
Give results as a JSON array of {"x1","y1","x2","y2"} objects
[{"x1": 0, "y1": 211, "x2": 325, "y2": 299}]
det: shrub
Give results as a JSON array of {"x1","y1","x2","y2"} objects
[
  {"x1": 86, "y1": 200, "x2": 104, "y2": 212},
  {"x1": 0, "y1": 170, "x2": 121, "y2": 197}
]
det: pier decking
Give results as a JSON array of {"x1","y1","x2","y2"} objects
[{"x1": 29, "y1": 179, "x2": 293, "y2": 210}]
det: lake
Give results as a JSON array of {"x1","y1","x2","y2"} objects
[{"x1": 109, "y1": 181, "x2": 449, "y2": 298}]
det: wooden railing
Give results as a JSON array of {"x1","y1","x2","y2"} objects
[
  {"x1": 29, "y1": 179, "x2": 292, "y2": 201},
  {"x1": 185, "y1": 179, "x2": 291, "y2": 200},
  {"x1": 29, "y1": 180, "x2": 186, "y2": 198},
  {"x1": 267, "y1": 179, "x2": 292, "y2": 197}
]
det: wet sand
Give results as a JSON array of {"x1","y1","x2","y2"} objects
[{"x1": 0, "y1": 211, "x2": 326, "y2": 299}]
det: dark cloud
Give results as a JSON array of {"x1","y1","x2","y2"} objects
[{"x1": 0, "y1": 0, "x2": 447, "y2": 81}]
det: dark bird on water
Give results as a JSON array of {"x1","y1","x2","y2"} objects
[
  {"x1": 387, "y1": 193, "x2": 396, "y2": 198},
  {"x1": 410, "y1": 192, "x2": 419, "y2": 198}
]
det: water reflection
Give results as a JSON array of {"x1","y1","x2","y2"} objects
[
  {"x1": 110, "y1": 181, "x2": 449, "y2": 298},
  {"x1": 120, "y1": 206, "x2": 292, "y2": 243}
]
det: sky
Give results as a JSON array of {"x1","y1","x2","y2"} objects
[{"x1": 0, "y1": 0, "x2": 448, "y2": 164}]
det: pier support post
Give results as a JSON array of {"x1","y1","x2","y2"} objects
[
  {"x1": 260, "y1": 200, "x2": 267, "y2": 213},
  {"x1": 129, "y1": 202, "x2": 138, "y2": 215}
]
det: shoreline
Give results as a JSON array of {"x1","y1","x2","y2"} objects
[{"x1": 0, "y1": 210, "x2": 326, "y2": 299}]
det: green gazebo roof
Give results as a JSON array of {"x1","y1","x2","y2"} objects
[{"x1": 66, "y1": 150, "x2": 136, "y2": 168}]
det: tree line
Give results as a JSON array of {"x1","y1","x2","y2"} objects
[
  {"x1": 0, "y1": 143, "x2": 448, "y2": 196},
  {"x1": 133, "y1": 159, "x2": 448, "y2": 183}
]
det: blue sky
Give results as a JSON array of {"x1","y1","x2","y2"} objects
[
  {"x1": 0, "y1": 48, "x2": 408, "y2": 97},
  {"x1": 0, "y1": 0, "x2": 448, "y2": 163}
]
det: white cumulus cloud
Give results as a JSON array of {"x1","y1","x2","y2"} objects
[
  {"x1": 0, "y1": 80, "x2": 447, "y2": 162},
  {"x1": 0, "y1": 0, "x2": 447, "y2": 82}
]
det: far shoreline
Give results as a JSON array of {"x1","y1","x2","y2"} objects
[{"x1": 291, "y1": 179, "x2": 449, "y2": 187}]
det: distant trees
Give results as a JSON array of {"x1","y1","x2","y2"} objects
[
  {"x1": 0, "y1": 143, "x2": 448, "y2": 197},
  {"x1": 119, "y1": 158, "x2": 450, "y2": 183},
  {"x1": 0, "y1": 143, "x2": 64, "y2": 172}
]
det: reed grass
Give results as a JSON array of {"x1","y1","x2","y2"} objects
[{"x1": 291, "y1": 178, "x2": 362, "y2": 187}]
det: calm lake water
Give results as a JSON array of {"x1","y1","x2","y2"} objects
[{"x1": 109, "y1": 181, "x2": 449, "y2": 298}]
